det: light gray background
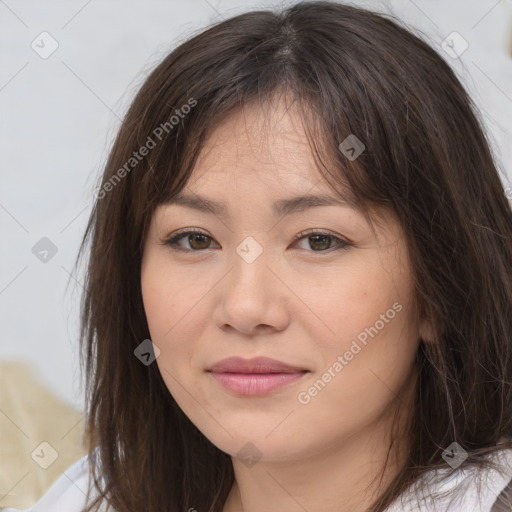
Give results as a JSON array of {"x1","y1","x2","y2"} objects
[{"x1": 1, "y1": 0, "x2": 511, "y2": 412}]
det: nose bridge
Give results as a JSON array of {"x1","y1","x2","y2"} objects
[
  {"x1": 235, "y1": 234, "x2": 266, "y2": 266},
  {"x1": 215, "y1": 233, "x2": 287, "y2": 333},
  {"x1": 228, "y1": 234, "x2": 272, "y2": 293}
]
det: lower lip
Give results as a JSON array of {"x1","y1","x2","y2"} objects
[{"x1": 210, "y1": 372, "x2": 307, "y2": 395}]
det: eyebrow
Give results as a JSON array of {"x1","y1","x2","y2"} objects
[{"x1": 165, "y1": 192, "x2": 353, "y2": 218}]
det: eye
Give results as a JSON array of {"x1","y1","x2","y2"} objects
[
  {"x1": 162, "y1": 228, "x2": 218, "y2": 252},
  {"x1": 161, "y1": 228, "x2": 351, "y2": 253},
  {"x1": 292, "y1": 229, "x2": 351, "y2": 252}
]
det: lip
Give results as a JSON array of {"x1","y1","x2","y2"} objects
[
  {"x1": 209, "y1": 356, "x2": 307, "y2": 374},
  {"x1": 208, "y1": 356, "x2": 308, "y2": 395}
]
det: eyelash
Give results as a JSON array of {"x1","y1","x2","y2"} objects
[{"x1": 161, "y1": 228, "x2": 352, "y2": 254}]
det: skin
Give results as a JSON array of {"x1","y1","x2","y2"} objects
[{"x1": 141, "y1": 95, "x2": 428, "y2": 512}]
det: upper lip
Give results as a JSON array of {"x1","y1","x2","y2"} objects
[{"x1": 209, "y1": 356, "x2": 308, "y2": 374}]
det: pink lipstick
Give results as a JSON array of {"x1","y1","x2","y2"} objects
[{"x1": 208, "y1": 356, "x2": 308, "y2": 395}]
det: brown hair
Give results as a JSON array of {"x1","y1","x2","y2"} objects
[{"x1": 75, "y1": 1, "x2": 512, "y2": 511}]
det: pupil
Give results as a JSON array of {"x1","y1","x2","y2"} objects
[
  {"x1": 311, "y1": 235, "x2": 330, "y2": 251},
  {"x1": 190, "y1": 234, "x2": 209, "y2": 249}
]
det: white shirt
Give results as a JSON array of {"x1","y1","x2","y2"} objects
[
  {"x1": 3, "y1": 447, "x2": 512, "y2": 511},
  {"x1": 1, "y1": 454, "x2": 108, "y2": 512}
]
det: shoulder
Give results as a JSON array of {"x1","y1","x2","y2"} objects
[
  {"x1": 386, "y1": 444, "x2": 512, "y2": 512},
  {"x1": 1, "y1": 452, "x2": 111, "y2": 512}
]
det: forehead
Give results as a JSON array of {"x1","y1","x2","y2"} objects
[{"x1": 188, "y1": 95, "x2": 331, "y2": 192}]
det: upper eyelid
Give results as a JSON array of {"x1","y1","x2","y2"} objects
[
  {"x1": 166, "y1": 227, "x2": 346, "y2": 240},
  {"x1": 163, "y1": 228, "x2": 351, "y2": 249}
]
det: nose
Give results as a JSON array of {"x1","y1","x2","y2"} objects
[{"x1": 213, "y1": 238, "x2": 290, "y2": 336}]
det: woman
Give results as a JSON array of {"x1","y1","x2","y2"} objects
[{"x1": 5, "y1": 1, "x2": 512, "y2": 511}]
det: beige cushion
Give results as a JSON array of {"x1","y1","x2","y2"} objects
[{"x1": 0, "y1": 360, "x2": 87, "y2": 509}]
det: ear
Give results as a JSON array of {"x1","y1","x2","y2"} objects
[{"x1": 419, "y1": 317, "x2": 438, "y2": 344}]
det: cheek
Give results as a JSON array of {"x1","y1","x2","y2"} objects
[
  {"x1": 140, "y1": 254, "x2": 209, "y2": 394},
  {"x1": 141, "y1": 257, "x2": 183, "y2": 370},
  {"x1": 141, "y1": 275, "x2": 175, "y2": 341},
  {"x1": 303, "y1": 248, "x2": 419, "y2": 399},
  {"x1": 294, "y1": 304, "x2": 418, "y2": 446},
  {"x1": 141, "y1": 251, "x2": 200, "y2": 340},
  {"x1": 305, "y1": 252, "x2": 414, "y2": 350},
  {"x1": 141, "y1": 280, "x2": 195, "y2": 405}
]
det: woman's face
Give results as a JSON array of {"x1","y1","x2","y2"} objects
[{"x1": 141, "y1": 98, "x2": 423, "y2": 464}]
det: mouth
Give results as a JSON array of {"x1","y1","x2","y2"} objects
[{"x1": 207, "y1": 356, "x2": 309, "y2": 396}]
